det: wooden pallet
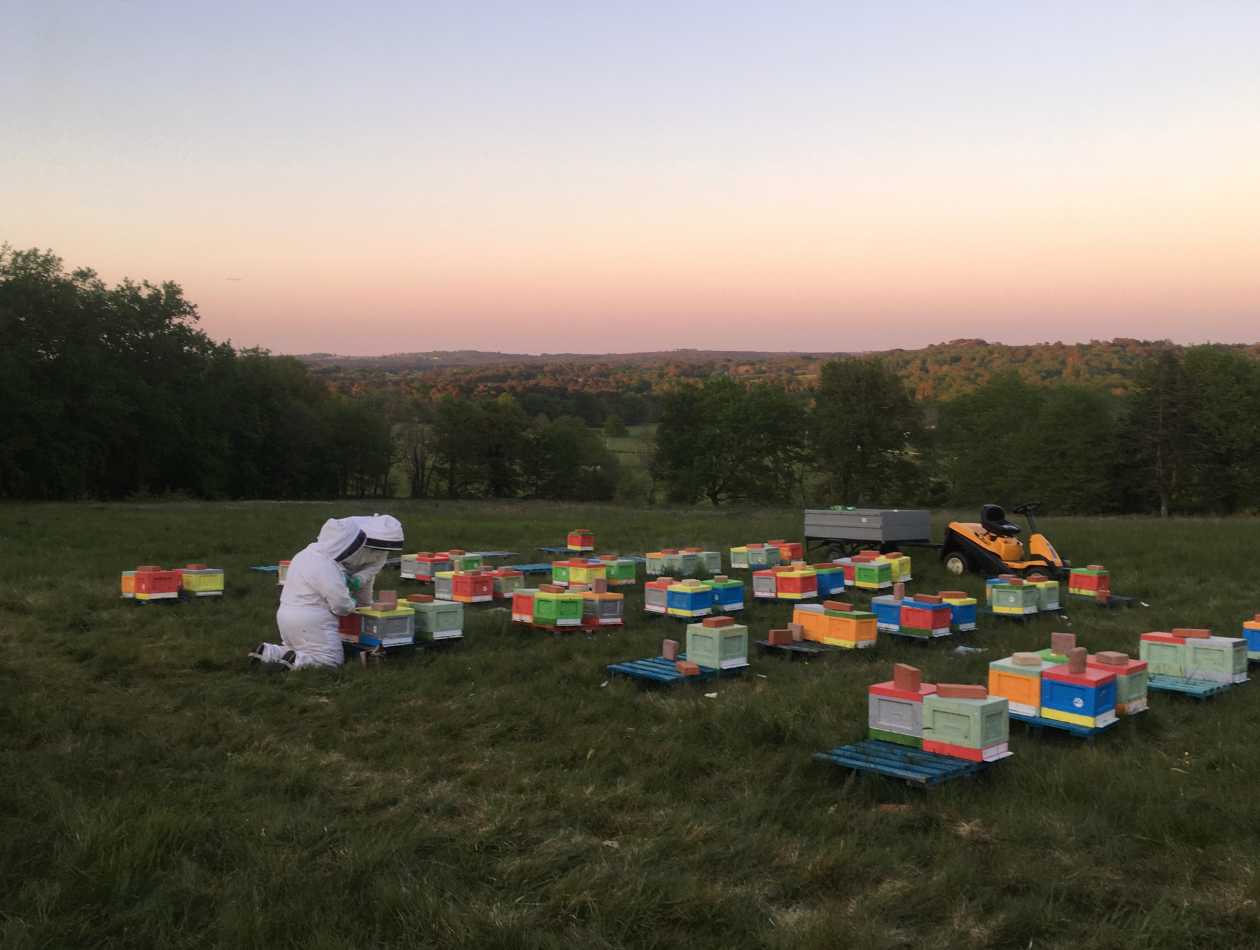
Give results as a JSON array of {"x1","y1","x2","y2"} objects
[
  {"x1": 814, "y1": 740, "x2": 992, "y2": 786},
  {"x1": 979, "y1": 606, "x2": 1039, "y2": 624},
  {"x1": 754, "y1": 638, "x2": 835, "y2": 659},
  {"x1": 518, "y1": 619, "x2": 624, "y2": 634},
  {"x1": 1147, "y1": 674, "x2": 1231, "y2": 699},
  {"x1": 887, "y1": 629, "x2": 954, "y2": 643},
  {"x1": 1067, "y1": 593, "x2": 1138, "y2": 609},
  {"x1": 607, "y1": 653, "x2": 744, "y2": 686},
  {"x1": 1009, "y1": 711, "x2": 1119, "y2": 739}
]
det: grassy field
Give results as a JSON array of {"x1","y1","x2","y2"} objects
[{"x1": 3, "y1": 501, "x2": 1260, "y2": 949}]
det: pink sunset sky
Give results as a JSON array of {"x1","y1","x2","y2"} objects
[{"x1": 6, "y1": 2, "x2": 1259, "y2": 355}]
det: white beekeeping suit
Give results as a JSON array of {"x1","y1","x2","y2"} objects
[
  {"x1": 345, "y1": 513, "x2": 405, "y2": 606},
  {"x1": 250, "y1": 517, "x2": 363, "y2": 669}
]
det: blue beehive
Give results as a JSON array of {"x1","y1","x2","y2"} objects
[
  {"x1": 871, "y1": 594, "x2": 902, "y2": 633},
  {"x1": 940, "y1": 592, "x2": 978, "y2": 632},
  {"x1": 1040, "y1": 663, "x2": 1118, "y2": 728},
  {"x1": 666, "y1": 580, "x2": 713, "y2": 618},
  {"x1": 709, "y1": 577, "x2": 745, "y2": 612},
  {"x1": 815, "y1": 565, "x2": 846, "y2": 597}
]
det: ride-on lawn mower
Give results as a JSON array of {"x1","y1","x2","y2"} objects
[{"x1": 941, "y1": 503, "x2": 1068, "y2": 578}]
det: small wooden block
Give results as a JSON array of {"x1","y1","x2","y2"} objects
[
  {"x1": 406, "y1": 593, "x2": 433, "y2": 603},
  {"x1": 703, "y1": 615, "x2": 735, "y2": 628},
  {"x1": 1051, "y1": 632, "x2": 1077, "y2": 654},
  {"x1": 893, "y1": 582, "x2": 906, "y2": 600},
  {"x1": 1013, "y1": 652, "x2": 1042, "y2": 666},
  {"x1": 938, "y1": 590, "x2": 966, "y2": 599},
  {"x1": 448, "y1": 549, "x2": 466, "y2": 555},
  {"x1": 823, "y1": 600, "x2": 853, "y2": 612},
  {"x1": 936, "y1": 683, "x2": 987, "y2": 699},
  {"x1": 915, "y1": 594, "x2": 942, "y2": 604},
  {"x1": 714, "y1": 575, "x2": 728, "y2": 582},
  {"x1": 1087, "y1": 564, "x2": 1105, "y2": 571},
  {"x1": 1026, "y1": 573, "x2": 1047, "y2": 582},
  {"x1": 768, "y1": 628, "x2": 793, "y2": 646},
  {"x1": 1067, "y1": 647, "x2": 1088, "y2": 673},
  {"x1": 1096, "y1": 650, "x2": 1129, "y2": 666},
  {"x1": 378, "y1": 591, "x2": 398, "y2": 606},
  {"x1": 788, "y1": 622, "x2": 804, "y2": 638},
  {"x1": 1172, "y1": 628, "x2": 1211, "y2": 639},
  {"x1": 569, "y1": 583, "x2": 589, "y2": 593},
  {"x1": 539, "y1": 584, "x2": 564, "y2": 593},
  {"x1": 893, "y1": 663, "x2": 922, "y2": 691},
  {"x1": 593, "y1": 578, "x2": 608, "y2": 592},
  {"x1": 676, "y1": 661, "x2": 701, "y2": 676},
  {"x1": 662, "y1": 639, "x2": 679, "y2": 660}
]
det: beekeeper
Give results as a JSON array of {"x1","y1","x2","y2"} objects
[{"x1": 250, "y1": 514, "x2": 404, "y2": 669}]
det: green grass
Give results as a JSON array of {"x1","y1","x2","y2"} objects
[{"x1": 3, "y1": 501, "x2": 1260, "y2": 949}]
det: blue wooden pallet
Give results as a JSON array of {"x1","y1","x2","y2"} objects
[
  {"x1": 506, "y1": 562, "x2": 553, "y2": 575},
  {"x1": 1009, "y1": 710, "x2": 1119, "y2": 738},
  {"x1": 813, "y1": 740, "x2": 989, "y2": 786},
  {"x1": 607, "y1": 653, "x2": 737, "y2": 686},
  {"x1": 1148, "y1": 675, "x2": 1231, "y2": 699}
]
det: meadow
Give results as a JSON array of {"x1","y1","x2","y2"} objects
[{"x1": 3, "y1": 500, "x2": 1260, "y2": 950}]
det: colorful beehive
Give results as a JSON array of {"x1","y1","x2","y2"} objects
[
  {"x1": 792, "y1": 604, "x2": 829, "y2": 641},
  {"x1": 570, "y1": 560, "x2": 607, "y2": 587},
  {"x1": 491, "y1": 568, "x2": 524, "y2": 599},
  {"x1": 667, "y1": 579, "x2": 713, "y2": 618},
  {"x1": 768, "y1": 540, "x2": 803, "y2": 562},
  {"x1": 853, "y1": 558, "x2": 893, "y2": 591},
  {"x1": 709, "y1": 576, "x2": 744, "y2": 612},
  {"x1": 821, "y1": 600, "x2": 877, "y2": 648},
  {"x1": 511, "y1": 589, "x2": 537, "y2": 623},
  {"x1": 1139, "y1": 631, "x2": 1188, "y2": 677},
  {"x1": 777, "y1": 566, "x2": 818, "y2": 600},
  {"x1": 645, "y1": 577, "x2": 672, "y2": 614},
  {"x1": 991, "y1": 579, "x2": 1039, "y2": 616},
  {"x1": 729, "y1": 546, "x2": 749, "y2": 569},
  {"x1": 1040, "y1": 654, "x2": 1117, "y2": 729},
  {"x1": 685, "y1": 616, "x2": 748, "y2": 670},
  {"x1": 433, "y1": 571, "x2": 455, "y2": 601},
  {"x1": 416, "y1": 552, "x2": 452, "y2": 579},
  {"x1": 645, "y1": 552, "x2": 666, "y2": 576},
  {"x1": 870, "y1": 594, "x2": 902, "y2": 632},
  {"x1": 746, "y1": 543, "x2": 780, "y2": 569},
  {"x1": 413, "y1": 599, "x2": 463, "y2": 640},
  {"x1": 277, "y1": 560, "x2": 290, "y2": 586},
  {"x1": 1244, "y1": 614, "x2": 1260, "y2": 661},
  {"x1": 814, "y1": 563, "x2": 845, "y2": 597},
  {"x1": 534, "y1": 589, "x2": 583, "y2": 626},
  {"x1": 450, "y1": 552, "x2": 483, "y2": 572},
  {"x1": 550, "y1": 560, "x2": 575, "y2": 587},
  {"x1": 134, "y1": 567, "x2": 182, "y2": 602},
  {"x1": 120, "y1": 570, "x2": 136, "y2": 599},
  {"x1": 985, "y1": 574, "x2": 1019, "y2": 603},
  {"x1": 604, "y1": 558, "x2": 637, "y2": 586},
  {"x1": 939, "y1": 590, "x2": 978, "y2": 632},
  {"x1": 987, "y1": 652, "x2": 1054, "y2": 717},
  {"x1": 582, "y1": 591, "x2": 624, "y2": 625},
  {"x1": 1069, "y1": 565, "x2": 1111, "y2": 599},
  {"x1": 752, "y1": 569, "x2": 777, "y2": 599},
  {"x1": 568, "y1": 529, "x2": 595, "y2": 552},
  {"x1": 181, "y1": 564, "x2": 224, "y2": 597},
  {"x1": 399, "y1": 554, "x2": 420, "y2": 579},
  {"x1": 1185, "y1": 633, "x2": 1248, "y2": 684},
  {"x1": 898, "y1": 595, "x2": 952, "y2": 639},
  {"x1": 1026, "y1": 575, "x2": 1061, "y2": 612},
  {"x1": 338, "y1": 611, "x2": 362, "y2": 644},
  {"x1": 922, "y1": 687, "x2": 1011, "y2": 762},
  {"x1": 835, "y1": 557, "x2": 855, "y2": 586},
  {"x1": 1087, "y1": 651, "x2": 1149, "y2": 714},
  {"x1": 868, "y1": 664, "x2": 937, "y2": 748},
  {"x1": 699, "y1": 551, "x2": 722, "y2": 574},
  {"x1": 357, "y1": 606, "x2": 416, "y2": 649},
  {"x1": 669, "y1": 550, "x2": 700, "y2": 576},
  {"x1": 884, "y1": 552, "x2": 912, "y2": 583}
]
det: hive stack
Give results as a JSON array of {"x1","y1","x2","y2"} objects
[
  {"x1": 868, "y1": 664, "x2": 937, "y2": 748},
  {"x1": 870, "y1": 591, "x2": 903, "y2": 633},
  {"x1": 852, "y1": 552, "x2": 893, "y2": 591},
  {"x1": 939, "y1": 590, "x2": 978, "y2": 632},
  {"x1": 667, "y1": 579, "x2": 714, "y2": 618},
  {"x1": 898, "y1": 594, "x2": 952, "y2": 639},
  {"x1": 582, "y1": 590, "x2": 624, "y2": 626},
  {"x1": 1244, "y1": 614, "x2": 1260, "y2": 661},
  {"x1": 922, "y1": 684, "x2": 1012, "y2": 762},
  {"x1": 777, "y1": 563, "x2": 818, "y2": 600},
  {"x1": 1069, "y1": 565, "x2": 1111, "y2": 600},
  {"x1": 416, "y1": 552, "x2": 452, "y2": 579},
  {"x1": 181, "y1": 564, "x2": 224, "y2": 597},
  {"x1": 490, "y1": 568, "x2": 524, "y2": 599},
  {"x1": 685, "y1": 615, "x2": 749, "y2": 670},
  {"x1": 708, "y1": 576, "x2": 745, "y2": 612},
  {"x1": 752, "y1": 569, "x2": 779, "y2": 600},
  {"x1": 357, "y1": 604, "x2": 416, "y2": 649},
  {"x1": 569, "y1": 560, "x2": 607, "y2": 587},
  {"x1": 1039, "y1": 647, "x2": 1118, "y2": 729},
  {"x1": 406, "y1": 593, "x2": 463, "y2": 641},
  {"x1": 450, "y1": 571, "x2": 494, "y2": 604},
  {"x1": 814, "y1": 562, "x2": 846, "y2": 597},
  {"x1": 1025, "y1": 573, "x2": 1061, "y2": 612},
  {"x1": 745, "y1": 543, "x2": 780, "y2": 569},
  {"x1": 132, "y1": 566, "x2": 182, "y2": 602},
  {"x1": 567, "y1": 529, "x2": 595, "y2": 553},
  {"x1": 448, "y1": 550, "x2": 482, "y2": 571},
  {"x1": 1087, "y1": 650, "x2": 1149, "y2": 714},
  {"x1": 644, "y1": 577, "x2": 674, "y2": 615},
  {"x1": 729, "y1": 546, "x2": 750, "y2": 569},
  {"x1": 990, "y1": 578, "x2": 1040, "y2": 616},
  {"x1": 533, "y1": 585, "x2": 584, "y2": 627},
  {"x1": 793, "y1": 599, "x2": 877, "y2": 648},
  {"x1": 987, "y1": 651, "x2": 1055, "y2": 717},
  {"x1": 884, "y1": 552, "x2": 912, "y2": 583},
  {"x1": 602, "y1": 556, "x2": 638, "y2": 587},
  {"x1": 1140, "y1": 628, "x2": 1247, "y2": 684}
]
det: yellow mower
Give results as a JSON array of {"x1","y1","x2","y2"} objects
[{"x1": 940, "y1": 503, "x2": 1068, "y2": 579}]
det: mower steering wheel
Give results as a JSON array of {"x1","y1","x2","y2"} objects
[{"x1": 1012, "y1": 502, "x2": 1041, "y2": 515}]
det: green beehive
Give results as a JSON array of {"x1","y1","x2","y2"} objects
[
  {"x1": 1030, "y1": 579, "x2": 1061, "y2": 612},
  {"x1": 1114, "y1": 668, "x2": 1148, "y2": 706},
  {"x1": 413, "y1": 600, "x2": 464, "y2": 640},
  {"x1": 451, "y1": 553, "x2": 482, "y2": 571},
  {"x1": 1186, "y1": 636, "x2": 1248, "y2": 684},
  {"x1": 676, "y1": 552, "x2": 699, "y2": 576},
  {"x1": 685, "y1": 621, "x2": 749, "y2": 670},
  {"x1": 921, "y1": 694, "x2": 1009, "y2": 750},
  {"x1": 533, "y1": 591, "x2": 583, "y2": 625},
  {"x1": 555, "y1": 592, "x2": 583, "y2": 624},
  {"x1": 551, "y1": 561, "x2": 572, "y2": 586},
  {"x1": 854, "y1": 561, "x2": 893, "y2": 589},
  {"x1": 991, "y1": 583, "x2": 1040, "y2": 615},
  {"x1": 605, "y1": 559, "x2": 637, "y2": 584},
  {"x1": 1139, "y1": 637, "x2": 1187, "y2": 677}
]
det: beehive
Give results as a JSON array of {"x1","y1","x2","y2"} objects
[
  {"x1": 899, "y1": 596, "x2": 952, "y2": 638},
  {"x1": 699, "y1": 551, "x2": 722, "y2": 575},
  {"x1": 120, "y1": 570, "x2": 136, "y2": 599},
  {"x1": 433, "y1": 571, "x2": 455, "y2": 601},
  {"x1": 988, "y1": 653, "x2": 1053, "y2": 717},
  {"x1": 1244, "y1": 614, "x2": 1260, "y2": 661},
  {"x1": 416, "y1": 553, "x2": 451, "y2": 579},
  {"x1": 991, "y1": 580, "x2": 1040, "y2": 616},
  {"x1": 791, "y1": 604, "x2": 829, "y2": 642},
  {"x1": 491, "y1": 568, "x2": 524, "y2": 599},
  {"x1": 357, "y1": 606, "x2": 416, "y2": 648},
  {"x1": 729, "y1": 546, "x2": 749, "y2": 569},
  {"x1": 582, "y1": 591, "x2": 624, "y2": 625},
  {"x1": 1027, "y1": 576, "x2": 1061, "y2": 612},
  {"x1": 567, "y1": 529, "x2": 594, "y2": 552},
  {"x1": 338, "y1": 612, "x2": 362, "y2": 644},
  {"x1": 534, "y1": 590, "x2": 583, "y2": 626},
  {"x1": 1139, "y1": 632, "x2": 1188, "y2": 678},
  {"x1": 709, "y1": 577, "x2": 744, "y2": 612},
  {"x1": 777, "y1": 567, "x2": 818, "y2": 600},
  {"x1": 921, "y1": 690, "x2": 1011, "y2": 762},
  {"x1": 134, "y1": 568, "x2": 181, "y2": 602},
  {"x1": 1069, "y1": 565, "x2": 1110, "y2": 599},
  {"x1": 939, "y1": 591, "x2": 978, "y2": 632},
  {"x1": 550, "y1": 560, "x2": 575, "y2": 587},
  {"x1": 413, "y1": 599, "x2": 464, "y2": 640},
  {"x1": 870, "y1": 594, "x2": 902, "y2": 632},
  {"x1": 644, "y1": 578, "x2": 672, "y2": 614},
  {"x1": 645, "y1": 552, "x2": 666, "y2": 576},
  {"x1": 1040, "y1": 663, "x2": 1117, "y2": 729},
  {"x1": 853, "y1": 559, "x2": 893, "y2": 591},
  {"x1": 604, "y1": 558, "x2": 637, "y2": 586},
  {"x1": 399, "y1": 554, "x2": 420, "y2": 579},
  {"x1": 1185, "y1": 634, "x2": 1248, "y2": 684},
  {"x1": 752, "y1": 570, "x2": 778, "y2": 599},
  {"x1": 511, "y1": 589, "x2": 537, "y2": 623},
  {"x1": 814, "y1": 564, "x2": 845, "y2": 597},
  {"x1": 884, "y1": 552, "x2": 912, "y2": 583},
  {"x1": 1087, "y1": 652, "x2": 1149, "y2": 714},
  {"x1": 821, "y1": 603, "x2": 878, "y2": 648},
  {"x1": 570, "y1": 560, "x2": 607, "y2": 587},
  {"x1": 450, "y1": 553, "x2": 482, "y2": 572},
  {"x1": 685, "y1": 617, "x2": 748, "y2": 670},
  {"x1": 667, "y1": 580, "x2": 713, "y2": 618},
  {"x1": 869, "y1": 666, "x2": 937, "y2": 748},
  {"x1": 181, "y1": 565, "x2": 224, "y2": 596}
]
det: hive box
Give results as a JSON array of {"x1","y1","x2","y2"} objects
[
  {"x1": 604, "y1": 558, "x2": 637, "y2": 587},
  {"x1": 568, "y1": 560, "x2": 605, "y2": 587},
  {"x1": 777, "y1": 568, "x2": 818, "y2": 600},
  {"x1": 869, "y1": 671, "x2": 937, "y2": 747},
  {"x1": 277, "y1": 560, "x2": 290, "y2": 586},
  {"x1": 491, "y1": 568, "x2": 524, "y2": 599},
  {"x1": 988, "y1": 654, "x2": 1054, "y2": 717},
  {"x1": 533, "y1": 590, "x2": 583, "y2": 626},
  {"x1": 550, "y1": 560, "x2": 576, "y2": 587},
  {"x1": 1185, "y1": 635, "x2": 1248, "y2": 684},
  {"x1": 645, "y1": 552, "x2": 666, "y2": 576},
  {"x1": 413, "y1": 599, "x2": 464, "y2": 640},
  {"x1": 120, "y1": 570, "x2": 136, "y2": 599},
  {"x1": 1069, "y1": 565, "x2": 1110, "y2": 599},
  {"x1": 884, "y1": 552, "x2": 912, "y2": 583},
  {"x1": 853, "y1": 559, "x2": 893, "y2": 591},
  {"x1": 399, "y1": 554, "x2": 420, "y2": 579},
  {"x1": 746, "y1": 544, "x2": 780, "y2": 569},
  {"x1": 1027, "y1": 577, "x2": 1061, "y2": 612},
  {"x1": 709, "y1": 577, "x2": 744, "y2": 612},
  {"x1": 991, "y1": 581, "x2": 1039, "y2": 616},
  {"x1": 134, "y1": 568, "x2": 181, "y2": 602},
  {"x1": 416, "y1": 553, "x2": 451, "y2": 579},
  {"x1": 899, "y1": 596, "x2": 952, "y2": 639},
  {"x1": 450, "y1": 553, "x2": 482, "y2": 572},
  {"x1": 814, "y1": 564, "x2": 846, "y2": 597},
  {"x1": 644, "y1": 578, "x2": 672, "y2": 615},
  {"x1": 667, "y1": 580, "x2": 713, "y2": 618},
  {"x1": 940, "y1": 592, "x2": 978, "y2": 632},
  {"x1": 567, "y1": 529, "x2": 594, "y2": 552},
  {"x1": 338, "y1": 612, "x2": 362, "y2": 644},
  {"x1": 921, "y1": 692, "x2": 1011, "y2": 762},
  {"x1": 685, "y1": 617, "x2": 749, "y2": 670},
  {"x1": 1040, "y1": 663, "x2": 1117, "y2": 728},
  {"x1": 181, "y1": 566, "x2": 224, "y2": 597},
  {"x1": 511, "y1": 589, "x2": 537, "y2": 623},
  {"x1": 729, "y1": 546, "x2": 749, "y2": 569},
  {"x1": 775, "y1": 541, "x2": 804, "y2": 562},
  {"x1": 451, "y1": 571, "x2": 493, "y2": 604},
  {"x1": 357, "y1": 606, "x2": 416, "y2": 648},
  {"x1": 582, "y1": 591, "x2": 624, "y2": 625},
  {"x1": 752, "y1": 569, "x2": 778, "y2": 600},
  {"x1": 1087, "y1": 653, "x2": 1149, "y2": 714},
  {"x1": 870, "y1": 594, "x2": 902, "y2": 633},
  {"x1": 433, "y1": 571, "x2": 455, "y2": 601},
  {"x1": 1244, "y1": 614, "x2": 1260, "y2": 661}
]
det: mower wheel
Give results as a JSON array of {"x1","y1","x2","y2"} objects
[{"x1": 943, "y1": 553, "x2": 969, "y2": 576}]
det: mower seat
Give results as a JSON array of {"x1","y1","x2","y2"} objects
[{"x1": 980, "y1": 504, "x2": 1021, "y2": 538}]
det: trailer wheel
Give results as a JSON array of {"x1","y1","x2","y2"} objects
[{"x1": 943, "y1": 553, "x2": 969, "y2": 576}]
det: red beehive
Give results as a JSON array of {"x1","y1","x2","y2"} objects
[
  {"x1": 452, "y1": 571, "x2": 493, "y2": 602},
  {"x1": 777, "y1": 571, "x2": 818, "y2": 597},
  {"x1": 338, "y1": 612, "x2": 362, "y2": 642},
  {"x1": 779, "y1": 541, "x2": 804, "y2": 561},
  {"x1": 134, "y1": 568, "x2": 182, "y2": 597}
]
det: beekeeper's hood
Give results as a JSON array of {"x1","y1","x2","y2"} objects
[
  {"x1": 351, "y1": 514, "x2": 405, "y2": 551},
  {"x1": 312, "y1": 517, "x2": 366, "y2": 563}
]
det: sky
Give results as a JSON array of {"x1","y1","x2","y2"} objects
[{"x1": 4, "y1": 1, "x2": 1259, "y2": 355}]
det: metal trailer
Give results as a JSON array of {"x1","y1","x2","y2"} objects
[{"x1": 804, "y1": 508, "x2": 934, "y2": 559}]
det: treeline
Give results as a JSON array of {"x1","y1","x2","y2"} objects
[{"x1": 651, "y1": 349, "x2": 1260, "y2": 516}]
